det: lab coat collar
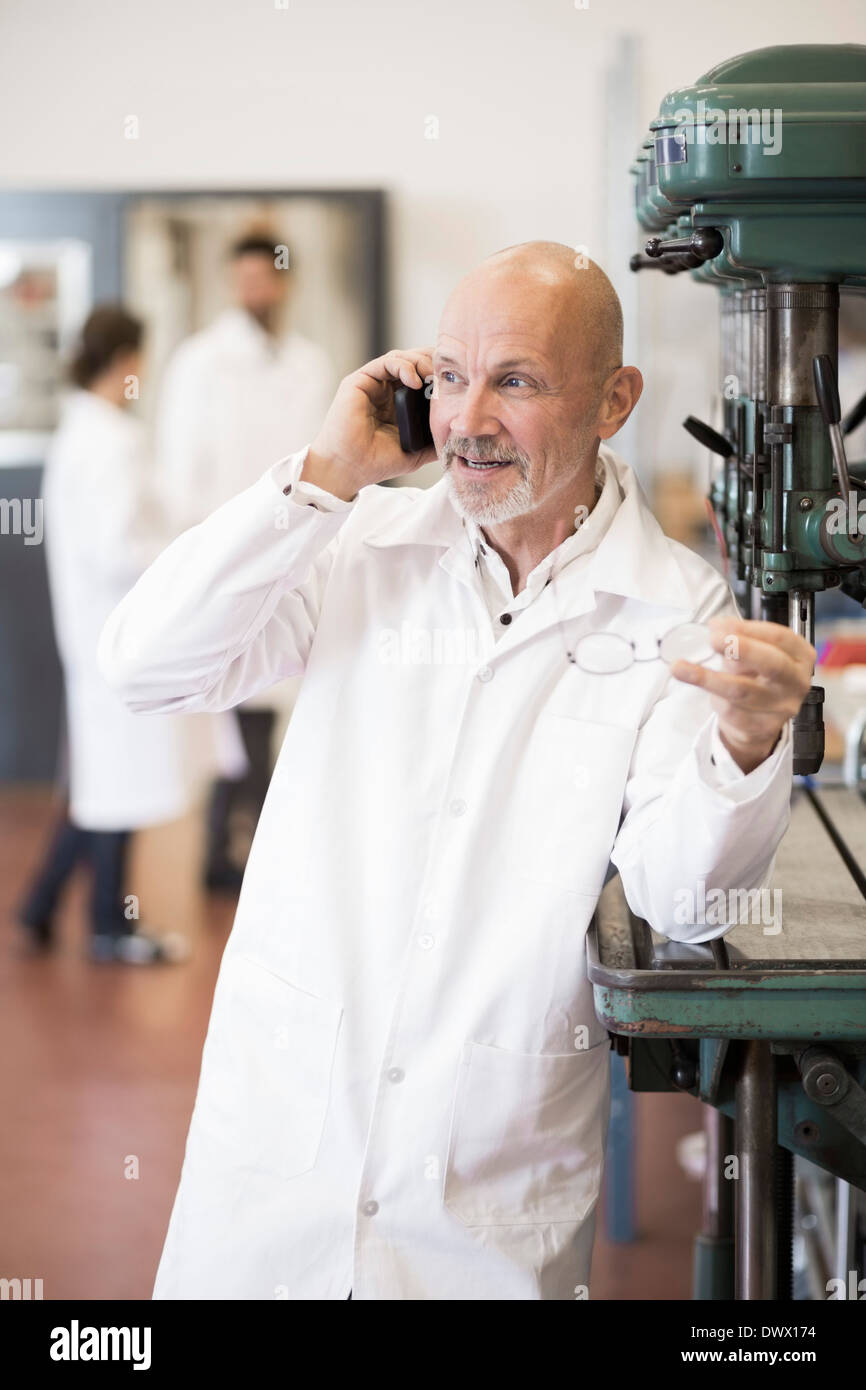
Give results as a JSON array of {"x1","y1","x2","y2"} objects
[
  {"x1": 364, "y1": 445, "x2": 695, "y2": 616},
  {"x1": 61, "y1": 388, "x2": 142, "y2": 438}
]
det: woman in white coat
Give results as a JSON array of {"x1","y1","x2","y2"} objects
[{"x1": 19, "y1": 306, "x2": 236, "y2": 963}]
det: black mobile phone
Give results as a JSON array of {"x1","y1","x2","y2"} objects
[{"x1": 394, "y1": 383, "x2": 434, "y2": 453}]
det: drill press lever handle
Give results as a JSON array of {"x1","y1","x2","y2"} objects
[
  {"x1": 644, "y1": 227, "x2": 724, "y2": 264},
  {"x1": 813, "y1": 353, "x2": 841, "y2": 426},
  {"x1": 813, "y1": 354, "x2": 854, "y2": 519},
  {"x1": 683, "y1": 415, "x2": 735, "y2": 458}
]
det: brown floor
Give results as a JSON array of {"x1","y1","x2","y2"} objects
[{"x1": 0, "y1": 786, "x2": 704, "y2": 1300}]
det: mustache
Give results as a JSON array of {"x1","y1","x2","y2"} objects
[{"x1": 441, "y1": 437, "x2": 531, "y2": 475}]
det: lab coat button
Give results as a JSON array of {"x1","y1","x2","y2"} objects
[
  {"x1": 449, "y1": 798, "x2": 467, "y2": 817},
  {"x1": 477, "y1": 666, "x2": 494, "y2": 682},
  {"x1": 361, "y1": 1199, "x2": 379, "y2": 1216},
  {"x1": 574, "y1": 765, "x2": 591, "y2": 789},
  {"x1": 387, "y1": 1067, "x2": 405, "y2": 1084},
  {"x1": 417, "y1": 933, "x2": 435, "y2": 950}
]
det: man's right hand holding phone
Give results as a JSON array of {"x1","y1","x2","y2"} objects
[{"x1": 301, "y1": 348, "x2": 437, "y2": 501}]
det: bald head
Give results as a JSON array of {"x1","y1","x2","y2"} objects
[
  {"x1": 431, "y1": 239, "x2": 640, "y2": 529},
  {"x1": 481, "y1": 241, "x2": 623, "y2": 378},
  {"x1": 440, "y1": 240, "x2": 623, "y2": 389}
]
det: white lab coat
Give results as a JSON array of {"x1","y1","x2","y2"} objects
[
  {"x1": 98, "y1": 442, "x2": 794, "y2": 1299},
  {"x1": 156, "y1": 308, "x2": 337, "y2": 533},
  {"x1": 155, "y1": 308, "x2": 336, "y2": 721},
  {"x1": 43, "y1": 389, "x2": 243, "y2": 830}
]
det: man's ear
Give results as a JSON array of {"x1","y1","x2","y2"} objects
[{"x1": 597, "y1": 366, "x2": 643, "y2": 441}]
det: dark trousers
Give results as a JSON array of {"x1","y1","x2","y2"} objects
[
  {"x1": 205, "y1": 708, "x2": 276, "y2": 877},
  {"x1": 21, "y1": 814, "x2": 132, "y2": 937}
]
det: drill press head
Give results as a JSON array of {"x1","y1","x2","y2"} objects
[{"x1": 632, "y1": 44, "x2": 866, "y2": 774}]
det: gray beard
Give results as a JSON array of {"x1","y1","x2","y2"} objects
[{"x1": 444, "y1": 466, "x2": 538, "y2": 525}]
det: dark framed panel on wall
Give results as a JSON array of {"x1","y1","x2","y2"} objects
[
  {"x1": 0, "y1": 188, "x2": 388, "y2": 781},
  {"x1": 123, "y1": 189, "x2": 388, "y2": 430}
]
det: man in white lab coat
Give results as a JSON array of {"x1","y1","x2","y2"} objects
[
  {"x1": 156, "y1": 234, "x2": 337, "y2": 886},
  {"x1": 99, "y1": 242, "x2": 814, "y2": 1300}
]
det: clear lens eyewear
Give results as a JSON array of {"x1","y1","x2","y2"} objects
[{"x1": 571, "y1": 622, "x2": 717, "y2": 674}]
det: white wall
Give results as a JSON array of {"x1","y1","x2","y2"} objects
[{"x1": 1, "y1": 0, "x2": 864, "y2": 483}]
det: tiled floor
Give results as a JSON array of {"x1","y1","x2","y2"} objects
[{"x1": 0, "y1": 786, "x2": 703, "y2": 1300}]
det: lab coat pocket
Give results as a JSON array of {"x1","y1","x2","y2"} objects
[
  {"x1": 516, "y1": 714, "x2": 638, "y2": 896},
  {"x1": 193, "y1": 952, "x2": 343, "y2": 1181},
  {"x1": 443, "y1": 1038, "x2": 610, "y2": 1226}
]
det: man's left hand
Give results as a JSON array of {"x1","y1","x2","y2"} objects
[{"x1": 671, "y1": 616, "x2": 816, "y2": 775}]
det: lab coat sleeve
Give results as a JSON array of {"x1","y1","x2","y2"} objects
[
  {"x1": 97, "y1": 445, "x2": 355, "y2": 714},
  {"x1": 608, "y1": 578, "x2": 794, "y2": 944}
]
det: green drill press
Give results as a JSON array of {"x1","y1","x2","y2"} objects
[
  {"x1": 631, "y1": 42, "x2": 866, "y2": 777},
  {"x1": 588, "y1": 45, "x2": 866, "y2": 1303}
]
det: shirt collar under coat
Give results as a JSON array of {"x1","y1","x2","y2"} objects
[
  {"x1": 463, "y1": 451, "x2": 616, "y2": 615},
  {"x1": 363, "y1": 444, "x2": 695, "y2": 657}
]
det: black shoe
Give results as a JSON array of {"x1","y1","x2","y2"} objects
[
  {"x1": 204, "y1": 863, "x2": 245, "y2": 893},
  {"x1": 17, "y1": 914, "x2": 54, "y2": 951}
]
